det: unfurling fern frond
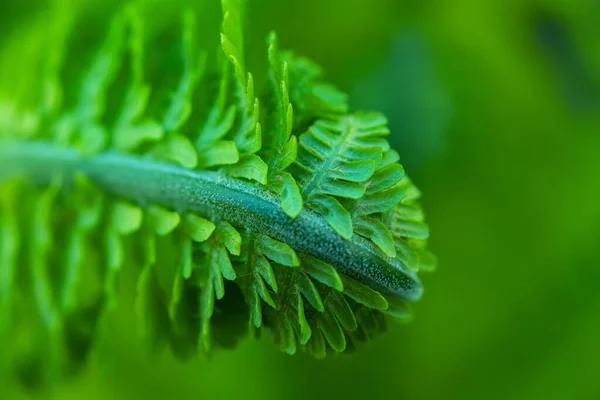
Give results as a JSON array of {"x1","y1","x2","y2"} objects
[{"x1": 0, "y1": 0, "x2": 436, "y2": 387}]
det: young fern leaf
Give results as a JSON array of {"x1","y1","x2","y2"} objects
[
  {"x1": 348, "y1": 149, "x2": 407, "y2": 257},
  {"x1": 221, "y1": 0, "x2": 266, "y2": 183},
  {"x1": 263, "y1": 32, "x2": 303, "y2": 218},
  {"x1": 293, "y1": 112, "x2": 390, "y2": 239},
  {"x1": 0, "y1": 0, "x2": 436, "y2": 386},
  {"x1": 386, "y1": 176, "x2": 437, "y2": 273}
]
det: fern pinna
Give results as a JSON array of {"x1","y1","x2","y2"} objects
[{"x1": 0, "y1": 0, "x2": 435, "y2": 385}]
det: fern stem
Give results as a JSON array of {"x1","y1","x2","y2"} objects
[{"x1": 0, "y1": 140, "x2": 422, "y2": 301}]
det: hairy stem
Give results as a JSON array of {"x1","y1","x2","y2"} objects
[{"x1": 0, "y1": 140, "x2": 422, "y2": 301}]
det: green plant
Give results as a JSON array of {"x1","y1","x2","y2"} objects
[{"x1": 0, "y1": 0, "x2": 435, "y2": 387}]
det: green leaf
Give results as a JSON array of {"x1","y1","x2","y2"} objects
[
  {"x1": 198, "y1": 276, "x2": 215, "y2": 352},
  {"x1": 114, "y1": 121, "x2": 164, "y2": 151},
  {"x1": 256, "y1": 235, "x2": 299, "y2": 267},
  {"x1": 111, "y1": 201, "x2": 143, "y2": 235},
  {"x1": 381, "y1": 297, "x2": 412, "y2": 320},
  {"x1": 394, "y1": 203, "x2": 425, "y2": 222},
  {"x1": 206, "y1": 261, "x2": 224, "y2": 301},
  {"x1": 294, "y1": 113, "x2": 392, "y2": 236},
  {"x1": 197, "y1": 140, "x2": 239, "y2": 167},
  {"x1": 237, "y1": 103, "x2": 262, "y2": 153},
  {"x1": 396, "y1": 221, "x2": 430, "y2": 240},
  {"x1": 357, "y1": 184, "x2": 406, "y2": 215},
  {"x1": 213, "y1": 245, "x2": 236, "y2": 282},
  {"x1": 345, "y1": 148, "x2": 409, "y2": 252},
  {"x1": 330, "y1": 159, "x2": 375, "y2": 182},
  {"x1": 301, "y1": 255, "x2": 343, "y2": 292},
  {"x1": 0, "y1": 0, "x2": 436, "y2": 367},
  {"x1": 418, "y1": 250, "x2": 437, "y2": 272},
  {"x1": 198, "y1": 104, "x2": 236, "y2": 146},
  {"x1": 296, "y1": 293, "x2": 312, "y2": 345},
  {"x1": 326, "y1": 291, "x2": 357, "y2": 331},
  {"x1": 134, "y1": 263, "x2": 154, "y2": 341},
  {"x1": 184, "y1": 214, "x2": 215, "y2": 242},
  {"x1": 148, "y1": 204, "x2": 180, "y2": 236},
  {"x1": 340, "y1": 275, "x2": 388, "y2": 310},
  {"x1": 180, "y1": 238, "x2": 193, "y2": 279},
  {"x1": 354, "y1": 216, "x2": 396, "y2": 258},
  {"x1": 168, "y1": 272, "x2": 185, "y2": 322},
  {"x1": 221, "y1": 0, "x2": 246, "y2": 86},
  {"x1": 367, "y1": 162, "x2": 404, "y2": 194},
  {"x1": 274, "y1": 135, "x2": 297, "y2": 172},
  {"x1": 308, "y1": 195, "x2": 352, "y2": 239},
  {"x1": 280, "y1": 171, "x2": 302, "y2": 218},
  {"x1": 249, "y1": 291, "x2": 262, "y2": 328},
  {"x1": 218, "y1": 221, "x2": 241, "y2": 256},
  {"x1": 227, "y1": 154, "x2": 268, "y2": 184},
  {"x1": 307, "y1": 320, "x2": 327, "y2": 359},
  {"x1": 167, "y1": 133, "x2": 199, "y2": 169},
  {"x1": 106, "y1": 231, "x2": 123, "y2": 272},
  {"x1": 194, "y1": 50, "x2": 248, "y2": 170},
  {"x1": 221, "y1": 0, "x2": 263, "y2": 158},
  {"x1": 265, "y1": 32, "x2": 293, "y2": 150},
  {"x1": 386, "y1": 178, "x2": 434, "y2": 272},
  {"x1": 254, "y1": 255, "x2": 278, "y2": 292},
  {"x1": 254, "y1": 275, "x2": 276, "y2": 308},
  {"x1": 76, "y1": 123, "x2": 107, "y2": 155},
  {"x1": 277, "y1": 318, "x2": 297, "y2": 355},
  {"x1": 296, "y1": 114, "x2": 386, "y2": 197},
  {"x1": 317, "y1": 309, "x2": 346, "y2": 352},
  {"x1": 295, "y1": 271, "x2": 324, "y2": 312}
]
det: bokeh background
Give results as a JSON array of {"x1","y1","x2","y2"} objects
[{"x1": 3, "y1": 0, "x2": 600, "y2": 399}]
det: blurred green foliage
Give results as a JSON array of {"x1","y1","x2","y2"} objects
[{"x1": 2, "y1": 0, "x2": 600, "y2": 399}]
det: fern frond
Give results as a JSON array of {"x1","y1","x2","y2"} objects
[
  {"x1": 218, "y1": 0, "x2": 266, "y2": 185},
  {"x1": 387, "y1": 176, "x2": 437, "y2": 273},
  {"x1": 0, "y1": 0, "x2": 436, "y2": 386},
  {"x1": 262, "y1": 32, "x2": 303, "y2": 218},
  {"x1": 293, "y1": 112, "x2": 390, "y2": 239}
]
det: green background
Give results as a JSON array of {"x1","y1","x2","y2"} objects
[{"x1": 3, "y1": 0, "x2": 600, "y2": 398}]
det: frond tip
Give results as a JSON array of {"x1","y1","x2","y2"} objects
[{"x1": 0, "y1": 0, "x2": 436, "y2": 385}]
